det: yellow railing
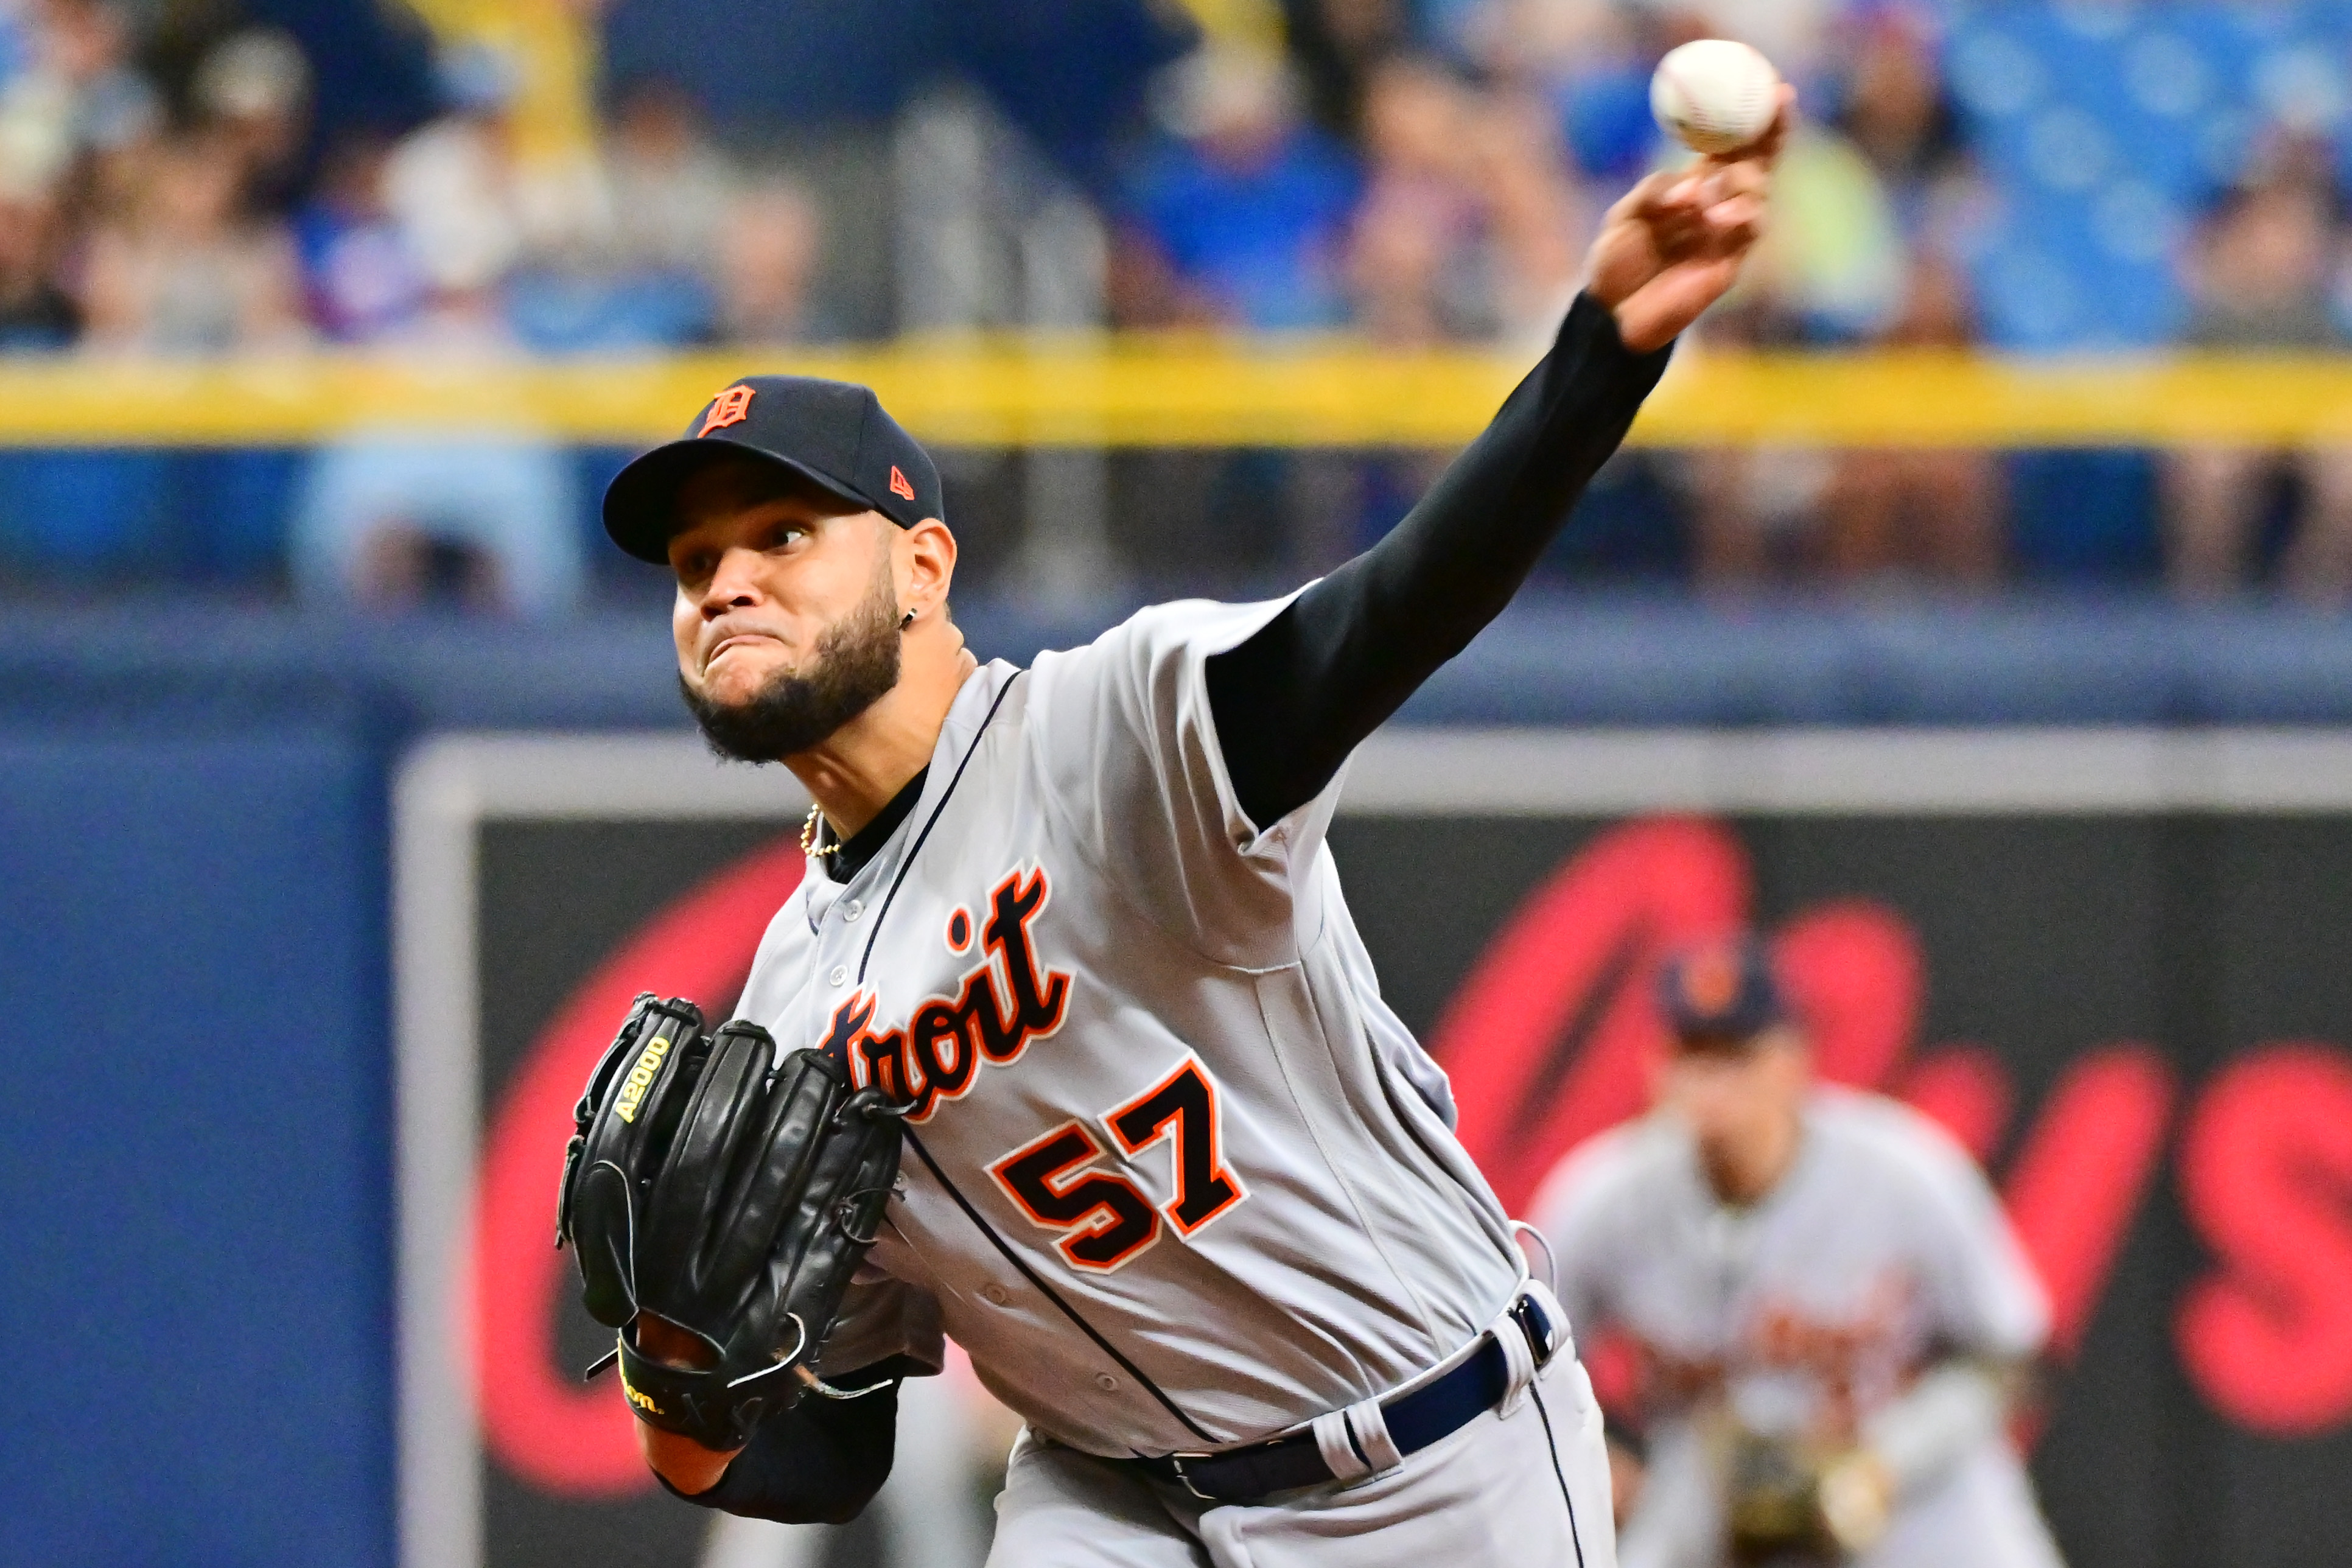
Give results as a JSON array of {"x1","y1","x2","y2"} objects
[{"x1": 4, "y1": 346, "x2": 2351, "y2": 448}]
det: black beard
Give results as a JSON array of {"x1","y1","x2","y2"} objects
[{"x1": 679, "y1": 581, "x2": 903, "y2": 763}]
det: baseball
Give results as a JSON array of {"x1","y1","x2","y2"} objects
[{"x1": 1650, "y1": 38, "x2": 1782, "y2": 156}]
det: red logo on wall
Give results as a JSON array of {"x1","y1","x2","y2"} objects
[
  {"x1": 2177, "y1": 1046, "x2": 2352, "y2": 1433},
  {"x1": 1424, "y1": 819, "x2": 2180, "y2": 1417},
  {"x1": 472, "y1": 838, "x2": 805, "y2": 1495},
  {"x1": 467, "y1": 814, "x2": 2352, "y2": 1497}
]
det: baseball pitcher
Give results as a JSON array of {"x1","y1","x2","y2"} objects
[
  {"x1": 1532, "y1": 937, "x2": 2066, "y2": 1568},
  {"x1": 551, "y1": 104, "x2": 1786, "y2": 1567}
]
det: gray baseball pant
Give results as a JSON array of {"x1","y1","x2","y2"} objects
[{"x1": 984, "y1": 1351, "x2": 1617, "y2": 1567}]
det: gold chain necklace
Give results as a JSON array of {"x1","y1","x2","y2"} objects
[{"x1": 800, "y1": 802, "x2": 841, "y2": 858}]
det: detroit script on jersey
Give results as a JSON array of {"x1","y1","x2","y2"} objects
[
  {"x1": 821, "y1": 866, "x2": 1072, "y2": 1124},
  {"x1": 730, "y1": 601, "x2": 1530, "y2": 1458}
]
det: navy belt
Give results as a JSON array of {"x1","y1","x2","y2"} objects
[{"x1": 1129, "y1": 1293, "x2": 1559, "y2": 1506}]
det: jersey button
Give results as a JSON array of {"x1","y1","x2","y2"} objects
[
  {"x1": 981, "y1": 1284, "x2": 1009, "y2": 1306},
  {"x1": 1094, "y1": 1373, "x2": 1119, "y2": 1392},
  {"x1": 842, "y1": 900, "x2": 864, "y2": 922},
  {"x1": 828, "y1": 965, "x2": 848, "y2": 987}
]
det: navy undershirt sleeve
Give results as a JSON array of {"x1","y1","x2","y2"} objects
[
  {"x1": 1205, "y1": 293, "x2": 1673, "y2": 828},
  {"x1": 657, "y1": 1359, "x2": 916, "y2": 1523}
]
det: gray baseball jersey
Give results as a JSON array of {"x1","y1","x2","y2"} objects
[
  {"x1": 1531, "y1": 1088, "x2": 2062, "y2": 1568},
  {"x1": 732, "y1": 598, "x2": 1527, "y2": 1459}
]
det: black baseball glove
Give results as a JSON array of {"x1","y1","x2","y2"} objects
[
  {"x1": 1725, "y1": 1427, "x2": 1841, "y2": 1566},
  {"x1": 1724, "y1": 1427, "x2": 1892, "y2": 1566},
  {"x1": 556, "y1": 993, "x2": 906, "y2": 1452}
]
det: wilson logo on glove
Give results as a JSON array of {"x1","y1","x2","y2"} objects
[{"x1": 618, "y1": 1371, "x2": 660, "y2": 1416}]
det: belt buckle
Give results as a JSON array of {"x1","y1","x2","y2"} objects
[
  {"x1": 1511, "y1": 1295, "x2": 1558, "y2": 1371},
  {"x1": 1166, "y1": 1452, "x2": 1219, "y2": 1502}
]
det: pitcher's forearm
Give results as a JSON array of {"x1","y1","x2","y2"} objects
[{"x1": 1206, "y1": 293, "x2": 1671, "y2": 827}]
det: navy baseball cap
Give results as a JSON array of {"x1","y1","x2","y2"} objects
[
  {"x1": 1656, "y1": 936, "x2": 1788, "y2": 1045},
  {"x1": 603, "y1": 376, "x2": 945, "y2": 564}
]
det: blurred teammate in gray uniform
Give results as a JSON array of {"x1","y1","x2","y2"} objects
[
  {"x1": 592, "y1": 103, "x2": 1785, "y2": 1566},
  {"x1": 1531, "y1": 937, "x2": 2064, "y2": 1568}
]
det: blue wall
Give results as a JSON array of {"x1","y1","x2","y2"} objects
[{"x1": 0, "y1": 686, "x2": 393, "y2": 1568}]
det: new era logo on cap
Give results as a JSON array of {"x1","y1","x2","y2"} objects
[{"x1": 890, "y1": 466, "x2": 915, "y2": 501}]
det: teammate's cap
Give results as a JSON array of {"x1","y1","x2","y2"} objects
[
  {"x1": 1656, "y1": 935, "x2": 1788, "y2": 1045},
  {"x1": 602, "y1": 376, "x2": 944, "y2": 564}
]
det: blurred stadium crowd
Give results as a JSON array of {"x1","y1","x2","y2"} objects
[{"x1": 7, "y1": 0, "x2": 2352, "y2": 609}]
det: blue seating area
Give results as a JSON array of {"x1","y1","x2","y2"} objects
[
  {"x1": 0, "y1": 446, "x2": 657, "y2": 593},
  {"x1": 0, "y1": 444, "x2": 2196, "y2": 601},
  {"x1": 0, "y1": 449, "x2": 302, "y2": 583},
  {"x1": 1948, "y1": 2, "x2": 2352, "y2": 350},
  {"x1": 3, "y1": 1, "x2": 2350, "y2": 600}
]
